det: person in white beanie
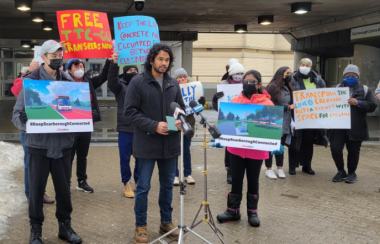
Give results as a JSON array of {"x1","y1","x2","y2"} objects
[
  {"x1": 212, "y1": 59, "x2": 246, "y2": 184},
  {"x1": 329, "y1": 64, "x2": 376, "y2": 183},
  {"x1": 221, "y1": 58, "x2": 239, "y2": 81}
]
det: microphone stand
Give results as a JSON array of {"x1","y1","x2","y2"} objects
[
  {"x1": 189, "y1": 118, "x2": 225, "y2": 244},
  {"x1": 150, "y1": 130, "x2": 212, "y2": 244}
]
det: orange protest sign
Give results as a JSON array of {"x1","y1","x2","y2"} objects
[{"x1": 57, "y1": 10, "x2": 113, "y2": 59}]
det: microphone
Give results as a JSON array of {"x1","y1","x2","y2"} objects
[
  {"x1": 170, "y1": 102, "x2": 194, "y2": 138},
  {"x1": 189, "y1": 100, "x2": 222, "y2": 139}
]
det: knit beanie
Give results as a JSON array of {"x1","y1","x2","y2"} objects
[
  {"x1": 123, "y1": 65, "x2": 138, "y2": 74},
  {"x1": 229, "y1": 58, "x2": 239, "y2": 67},
  {"x1": 228, "y1": 62, "x2": 245, "y2": 76},
  {"x1": 174, "y1": 68, "x2": 188, "y2": 79},
  {"x1": 343, "y1": 64, "x2": 360, "y2": 78}
]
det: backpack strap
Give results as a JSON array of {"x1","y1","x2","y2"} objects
[{"x1": 363, "y1": 85, "x2": 368, "y2": 97}]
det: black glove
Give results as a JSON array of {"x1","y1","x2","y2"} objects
[
  {"x1": 19, "y1": 111, "x2": 28, "y2": 124},
  {"x1": 198, "y1": 96, "x2": 206, "y2": 106},
  {"x1": 212, "y1": 91, "x2": 224, "y2": 103}
]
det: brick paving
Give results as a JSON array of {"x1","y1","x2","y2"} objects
[{"x1": 2, "y1": 144, "x2": 380, "y2": 244}]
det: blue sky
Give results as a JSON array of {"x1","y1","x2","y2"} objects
[
  {"x1": 219, "y1": 102, "x2": 264, "y2": 118},
  {"x1": 24, "y1": 79, "x2": 90, "y2": 104}
]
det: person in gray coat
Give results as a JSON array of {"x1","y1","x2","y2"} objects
[
  {"x1": 265, "y1": 66, "x2": 296, "y2": 179},
  {"x1": 289, "y1": 58, "x2": 326, "y2": 176},
  {"x1": 12, "y1": 40, "x2": 82, "y2": 244}
]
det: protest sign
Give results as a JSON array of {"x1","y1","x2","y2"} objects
[
  {"x1": 23, "y1": 79, "x2": 93, "y2": 133},
  {"x1": 33, "y1": 46, "x2": 44, "y2": 64},
  {"x1": 217, "y1": 84, "x2": 242, "y2": 109},
  {"x1": 293, "y1": 87, "x2": 351, "y2": 129},
  {"x1": 57, "y1": 10, "x2": 113, "y2": 59},
  {"x1": 179, "y1": 81, "x2": 203, "y2": 115},
  {"x1": 215, "y1": 102, "x2": 283, "y2": 151},
  {"x1": 113, "y1": 15, "x2": 160, "y2": 65}
]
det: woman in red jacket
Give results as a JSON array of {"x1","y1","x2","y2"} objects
[{"x1": 217, "y1": 70, "x2": 274, "y2": 227}]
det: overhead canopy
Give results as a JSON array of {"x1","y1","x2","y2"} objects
[{"x1": 1, "y1": 0, "x2": 380, "y2": 39}]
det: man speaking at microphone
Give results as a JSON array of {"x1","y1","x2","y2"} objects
[{"x1": 124, "y1": 43, "x2": 185, "y2": 244}]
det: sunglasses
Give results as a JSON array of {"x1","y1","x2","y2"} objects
[{"x1": 243, "y1": 79, "x2": 258, "y2": 85}]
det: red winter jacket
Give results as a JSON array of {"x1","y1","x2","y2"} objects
[
  {"x1": 227, "y1": 90, "x2": 274, "y2": 160},
  {"x1": 11, "y1": 75, "x2": 24, "y2": 97}
]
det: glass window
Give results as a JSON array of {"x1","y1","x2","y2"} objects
[
  {"x1": 13, "y1": 49, "x2": 34, "y2": 58},
  {"x1": 2, "y1": 83, "x2": 14, "y2": 97},
  {"x1": 0, "y1": 48, "x2": 13, "y2": 58},
  {"x1": 1, "y1": 62, "x2": 14, "y2": 81}
]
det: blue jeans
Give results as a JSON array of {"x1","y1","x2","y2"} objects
[
  {"x1": 134, "y1": 157, "x2": 176, "y2": 226},
  {"x1": 118, "y1": 132, "x2": 139, "y2": 183},
  {"x1": 20, "y1": 130, "x2": 29, "y2": 199},
  {"x1": 175, "y1": 136, "x2": 192, "y2": 177}
]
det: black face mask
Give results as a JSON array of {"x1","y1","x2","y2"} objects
[
  {"x1": 48, "y1": 58, "x2": 63, "y2": 70},
  {"x1": 283, "y1": 75, "x2": 292, "y2": 84},
  {"x1": 243, "y1": 84, "x2": 257, "y2": 95},
  {"x1": 124, "y1": 72, "x2": 137, "y2": 83}
]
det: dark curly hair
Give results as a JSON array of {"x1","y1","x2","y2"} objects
[
  {"x1": 243, "y1": 70, "x2": 264, "y2": 94},
  {"x1": 144, "y1": 43, "x2": 174, "y2": 73}
]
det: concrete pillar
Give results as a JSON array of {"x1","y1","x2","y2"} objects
[
  {"x1": 182, "y1": 41, "x2": 193, "y2": 77},
  {"x1": 353, "y1": 44, "x2": 380, "y2": 92},
  {"x1": 293, "y1": 51, "x2": 318, "y2": 73}
]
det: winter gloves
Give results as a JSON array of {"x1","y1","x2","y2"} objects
[
  {"x1": 198, "y1": 96, "x2": 206, "y2": 106},
  {"x1": 19, "y1": 110, "x2": 28, "y2": 124}
]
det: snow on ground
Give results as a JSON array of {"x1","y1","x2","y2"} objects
[{"x1": 0, "y1": 141, "x2": 25, "y2": 240}]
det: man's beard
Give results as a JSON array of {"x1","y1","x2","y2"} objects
[{"x1": 153, "y1": 64, "x2": 167, "y2": 74}]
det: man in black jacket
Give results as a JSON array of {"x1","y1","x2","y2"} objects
[
  {"x1": 330, "y1": 64, "x2": 377, "y2": 183},
  {"x1": 107, "y1": 53, "x2": 140, "y2": 198},
  {"x1": 67, "y1": 56, "x2": 111, "y2": 193},
  {"x1": 12, "y1": 40, "x2": 82, "y2": 244},
  {"x1": 124, "y1": 43, "x2": 184, "y2": 244}
]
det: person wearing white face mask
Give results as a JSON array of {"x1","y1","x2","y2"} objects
[
  {"x1": 289, "y1": 58, "x2": 326, "y2": 176},
  {"x1": 212, "y1": 58, "x2": 245, "y2": 185},
  {"x1": 67, "y1": 55, "x2": 113, "y2": 193}
]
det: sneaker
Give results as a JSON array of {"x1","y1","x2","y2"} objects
[
  {"x1": 332, "y1": 170, "x2": 348, "y2": 182},
  {"x1": 277, "y1": 169, "x2": 286, "y2": 178},
  {"x1": 77, "y1": 180, "x2": 94, "y2": 193},
  {"x1": 43, "y1": 193, "x2": 55, "y2": 204},
  {"x1": 345, "y1": 173, "x2": 358, "y2": 184},
  {"x1": 124, "y1": 182, "x2": 135, "y2": 198},
  {"x1": 265, "y1": 170, "x2": 277, "y2": 179},
  {"x1": 135, "y1": 226, "x2": 148, "y2": 244},
  {"x1": 159, "y1": 222, "x2": 179, "y2": 239},
  {"x1": 185, "y1": 175, "x2": 195, "y2": 185},
  {"x1": 173, "y1": 177, "x2": 179, "y2": 186}
]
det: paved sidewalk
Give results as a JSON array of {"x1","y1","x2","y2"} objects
[{"x1": 2, "y1": 144, "x2": 380, "y2": 244}]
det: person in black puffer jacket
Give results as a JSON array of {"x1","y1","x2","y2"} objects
[{"x1": 107, "y1": 53, "x2": 140, "y2": 198}]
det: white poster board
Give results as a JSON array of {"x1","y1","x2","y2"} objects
[
  {"x1": 24, "y1": 79, "x2": 93, "y2": 133},
  {"x1": 33, "y1": 46, "x2": 44, "y2": 64},
  {"x1": 180, "y1": 81, "x2": 204, "y2": 115},
  {"x1": 293, "y1": 87, "x2": 351, "y2": 129},
  {"x1": 217, "y1": 84, "x2": 243, "y2": 109}
]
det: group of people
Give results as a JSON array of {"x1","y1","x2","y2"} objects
[
  {"x1": 213, "y1": 57, "x2": 377, "y2": 227},
  {"x1": 10, "y1": 39, "x2": 378, "y2": 244}
]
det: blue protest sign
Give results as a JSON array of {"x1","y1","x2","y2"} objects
[{"x1": 113, "y1": 15, "x2": 160, "y2": 65}]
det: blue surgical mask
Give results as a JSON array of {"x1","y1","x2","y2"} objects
[{"x1": 343, "y1": 77, "x2": 359, "y2": 87}]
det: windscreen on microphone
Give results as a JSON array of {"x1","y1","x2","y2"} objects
[
  {"x1": 170, "y1": 102, "x2": 180, "y2": 112},
  {"x1": 189, "y1": 100, "x2": 198, "y2": 108}
]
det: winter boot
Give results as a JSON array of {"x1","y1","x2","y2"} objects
[
  {"x1": 226, "y1": 169, "x2": 232, "y2": 184},
  {"x1": 58, "y1": 219, "x2": 82, "y2": 244},
  {"x1": 217, "y1": 193, "x2": 242, "y2": 223},
  {"x1": 247, "y1": 192, "x2": 260, "y2": 227},
  {"x1": 29, "y1": 224, "x2": 43, "y2": 244}
]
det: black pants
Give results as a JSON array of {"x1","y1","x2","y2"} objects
[
  {"x1": 330, "y1": 130, "x2": 362, "y2": 174},
  {"x1": 224, "y1": 147, "x2": 231, "y2": 169},
  {"x1": 229, "y1": 153, "x2": 263, "y2": 195},
  {"x1": 71, "y1": 132, "x2": 91, "y2": 182},
  {"x1": 28, "y1": 151, "x2": 72, "y2": 225},
  {"x1": 265, "y1": 135, "x2": 286, "y2": 168},
  {"x1": 288, "y1": 129, "x2": 316, "y2": 168}
]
